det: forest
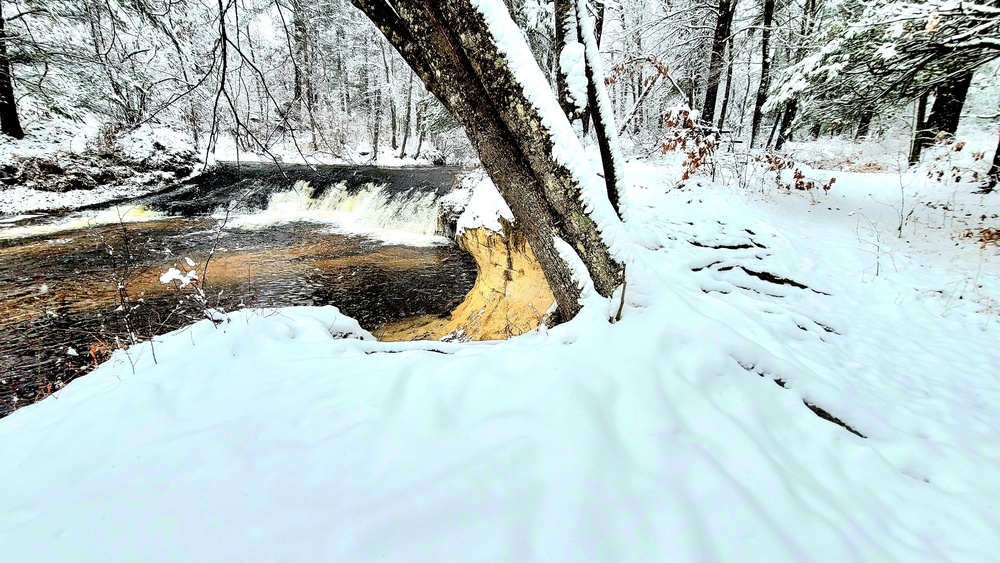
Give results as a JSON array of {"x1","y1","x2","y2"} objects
[{"x1": 1, "y1": 0, "x2": 997, "y2": 174}]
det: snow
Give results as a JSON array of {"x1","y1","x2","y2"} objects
[
  {"x1": 454, "y1": 173, "x2": 514, "y2": 235},
  {"x1": 159, "y1": 266, "x2": 199, "y2": 287},
  {"x1": 559, "y1": 41, "x2": 588, "y2": 113},
  {"x1": 0, "y1": 116, "x2": 99, "y2": 161},
  {"x1": 2, "y1": 159, "x2": 999, "y2": 560},
  {"x1": 208, "y1": 137, "x2": 448, "y2": 168},
  {"x1": 117, "y1": 124, "x2": 195, "y2": 163},
  {"x1": 0, "y1": 184, "x2": 166, "y2": 216}
]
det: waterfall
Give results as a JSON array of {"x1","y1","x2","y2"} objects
[
  {"x1": 1, "y1": 164, "x2": 461, "y2": 245},
  {"x1": 226, "y1": 180, "x2": 448, "y2": 243}
]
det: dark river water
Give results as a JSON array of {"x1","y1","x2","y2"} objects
[{"x1": 0, "y1": 164, "x2": 477, "y2": 418}]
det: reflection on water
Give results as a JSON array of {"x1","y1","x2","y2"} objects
[{"x1": 1, "y1": 169, "x2": 477, "y2": 417}]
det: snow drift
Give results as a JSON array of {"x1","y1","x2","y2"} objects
[{"x1": 1, "y1": 162, "x2": 999, "y2": 561}]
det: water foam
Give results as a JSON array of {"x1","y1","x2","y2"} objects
[
  {"x1": 0, "y1": 205, "x2": 167, "y2": 240},
  {"x1": 226, "y1": 181, "x2": 448, "y2": 245}
]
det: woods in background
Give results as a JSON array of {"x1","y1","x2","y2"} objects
[{"x1": 0, "y1": 0, "x2": 997, "y2": 180}]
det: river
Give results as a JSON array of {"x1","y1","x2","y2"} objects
[{"x1": 0, "y1": 163, "x2": 477, "y2": 417}]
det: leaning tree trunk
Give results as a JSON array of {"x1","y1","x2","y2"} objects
[
  {"x1": 350, "y1": 0, "x2": 623, "y2": 320},
  {"x1": 702, "y1": 0, "x2": 735, "y2": 126},
  {"x1": 0, "y1": 2, "x2": 24, "y2": 140},
  {"x1": 579, "y1": 1, "x2": 604, "y2": 137},
  {"x1": 750, "y1": 0, "x2": 774, "y2": 148},
  {"x1": 575, "y1": 0, "x2": 626, "y2": 217}
]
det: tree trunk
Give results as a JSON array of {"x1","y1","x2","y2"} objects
[
  {"x1": 924, "y1": 70, "x2": 973, "y2": 144},
  {"x1": 716, "y1": 34, "x2": 735, "y2": 131},
  {"x1": 290, "y1": 0, "x2": 308, "y2": 125},
  {"x1": 908, "y1": 93, "x2": 929, "y2": 165},
  {"x1": 579, "y1": 1, "x2": 605, "y2": 137},
  {"x1": 987, "y1": 128, "x2": 1000, "y2": 192},
  {"x1": 575, "y1": 0, "x2": 626, "y2": 217},
  {"x1": 856, "y1": 108, "x2": 874, "y2": 140},
  {"x1": 910, "y1": 71, "x2": 973, "y2": 165},
  {"x1": 371, "y1": 85, "x2": 382, "y2": 161},
  {"x1": 0, "y1": 1, "x2": 25, "y2": 140},
  {"x1": 765, "y1": 112, "x2": 780, "y2": 149},
  {"x1": 382, "y1": 43, "x2": 399, "y2": 150},
  {"x1": 399, "y1": 72, "x2": 414, "y2": 159},
  {"x1": 773, "y1": 99, "x2": 796, "y2": 150},
  {"x1": 414, "y1": 97, "x2": 426, "y2": 158},
  {"x1": 702, "y1": 0, "x2": 734, "y2": 126},
  {"x1": 750, "y1": 0, "x2": 774, "y2": 148},
  {"x1": 554, "y1": 0, "x2": 580, "y2": 122},
  {"x1": 350, "y1": 0, "x2": 623, "y2": 320}
]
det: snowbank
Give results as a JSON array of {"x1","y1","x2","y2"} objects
[
  {"x1": 0, "y1": 121, "x2": 199, "y2": 214},
  {"x1": 451, "y1": 172, "x2": 514, "y2": 236},
  {"x1": 1, "y1": 162, "x2": 999, "y2": 560}
]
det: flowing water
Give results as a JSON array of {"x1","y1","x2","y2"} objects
[{"x1": 0, "y1": 164, "x2": 477, "y2": 417}]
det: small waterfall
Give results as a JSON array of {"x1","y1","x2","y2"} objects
[{"x1": 228, "y1": 180, "x2": 448, "y2": 242}]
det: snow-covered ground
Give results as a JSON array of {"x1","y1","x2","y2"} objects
[
  {"x1": 0, "y1": 120, "x2": 199, "y2": 215},
  {"x1": 1, "y1": 157, "x2": 999, "y2": 560},
  {"x1": 208, "y1": 136, "x2": 463, "y2": 169}
]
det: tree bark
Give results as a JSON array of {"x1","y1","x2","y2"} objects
[
  {"x1": 773, "y1": 99, "x2": 796, "y2": 150},
  {"x1": 382, "y1": 43, "x2": 399, "y2": 150},
  {"x1": 0, "y1": 1, "x2": 25, "y2": 139},
  {"x1": 575, "y1": 0, "x2": 625, "y2": 218},
  {"x1": 716, "y1": 34, "x2": 735, "y2": 131},
  {"x1": 855, "y1": 108, "x2": 874, "y2": 139},
  {"x1": 702, "y1": 0, "x2": 735, "y2": 126},
  {"x1": 399, "y1": 72, "x2": 413, "y2": 158},
  {"x1": 750, "y1": 0, "x2": 775, "y2": 148},
  {"x1": 349, "y1": 0, "x2": 623, "y2": 320},
  {"x1": 579, "y1": 1, "x2": 605, "y2": 137},
  {"x1": 924, "y1": 70, "x2": 973, "y2": 144},
  {"x1": 554, "y1": 0, "x2": 580, "y2": 122},
  {"x1": 290, "y1": 0, "x2": 307, "y2": 123},
  {"x1": 988, "y1": 128, "x2": 1000, "y2": 191},
  {"x1": 910, "y1": 71, "x2": 974, "y2": 165},
  {"x1": 414, "y1": 97, "x2": 426, "y2": 158},
  {"x1": 908, "y1": 93, "x2": 928, "y2": 165}
]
